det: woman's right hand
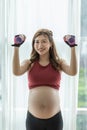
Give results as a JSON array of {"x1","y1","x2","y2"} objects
[{"x1": 11, "y1": 34, "x2": 26, "y2": 47}]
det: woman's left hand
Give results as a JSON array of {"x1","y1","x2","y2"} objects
[{"x1": 63, "y1": 35, "x2": 77, "y2": 47}]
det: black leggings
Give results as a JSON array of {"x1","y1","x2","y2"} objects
[{"x1": 26, "y1": 111, "x2": 63, "y2": 130}]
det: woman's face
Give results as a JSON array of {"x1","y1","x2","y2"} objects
[{"x1": 34, "y1": 35, "x2": 52, "y2": 56}]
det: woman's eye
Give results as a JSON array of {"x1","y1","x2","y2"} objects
[{"x1": 42, "y1": 40, "x2": 46, "y2": 43}]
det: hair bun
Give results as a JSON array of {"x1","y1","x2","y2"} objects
[{"x1": 49, "y1": 30, "x2": 53, "y2": 36}]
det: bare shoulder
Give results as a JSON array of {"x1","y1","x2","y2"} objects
[
  {"x1": 59, "y1": 58, "x2": 75, "y2": 75},
  {"x1": 59, "y1": 58, "x2": 69, "y2": 71},
  {"x1": 21, "y1": 59, "x2": 36, "y2": 72},
  {"x1": 20, "y1": 59, "x2": 31, "y2": 72},
  {"x1": 13, "y1": 59, "x2": 31, "y2": 76}
]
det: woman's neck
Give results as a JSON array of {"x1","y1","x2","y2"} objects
[{"x1": 39, "y1": 54, "x2": 50, "y2": 63}]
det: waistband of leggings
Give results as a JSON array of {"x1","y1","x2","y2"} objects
[{"x1": 27, "y1": 110, "x2": 62, "y2": 120}]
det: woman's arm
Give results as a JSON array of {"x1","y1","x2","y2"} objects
[
  {"x1": 12, "y1": 47, "x2": 30, "y2": 76},
  {"x1": 61, "y1": 47, "x2": 77, "y2": 76}
]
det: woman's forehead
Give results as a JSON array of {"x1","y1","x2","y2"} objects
[{"x1": 35, "y1": 35, "x2": 48, "y2": 40}]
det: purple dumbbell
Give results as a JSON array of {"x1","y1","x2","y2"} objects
[
  {"x1": 63, "y1": 35, "x2": 77, "y2": 47},
  {"x1": 11, "y1": 34, "x2": 26, "y2": 47}
]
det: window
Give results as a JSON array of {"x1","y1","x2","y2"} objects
[{"x1": 76, "y1": 0, "x2": 87, "y2": 130}]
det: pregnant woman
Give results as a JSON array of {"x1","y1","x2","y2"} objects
[{"x1": 12, "y1": 28, "x2": 77, "y2": 130}]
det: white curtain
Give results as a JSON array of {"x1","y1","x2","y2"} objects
[{"x1": 0, "y1": 0, "x2": 80, "y2": 130}]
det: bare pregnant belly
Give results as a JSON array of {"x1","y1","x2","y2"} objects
[{"x1": 28, "y1": 86, "x2": 61, "y2": 119}]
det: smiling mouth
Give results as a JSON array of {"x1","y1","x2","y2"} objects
[{"x1": 38, "y1": 48, "x2": 45, "y2": 52}]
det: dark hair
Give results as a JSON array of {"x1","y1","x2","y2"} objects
[{"x1": 29, "y1": 28, "x2": 62, "y2": 71}]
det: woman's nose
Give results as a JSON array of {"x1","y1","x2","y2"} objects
[{"x1": 38, "y1": 42, "x2": 43, "y2": 48}]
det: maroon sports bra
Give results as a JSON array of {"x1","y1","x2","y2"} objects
[{"x1": 28, "y1": 61, "x2": 61, "y2": 90}]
